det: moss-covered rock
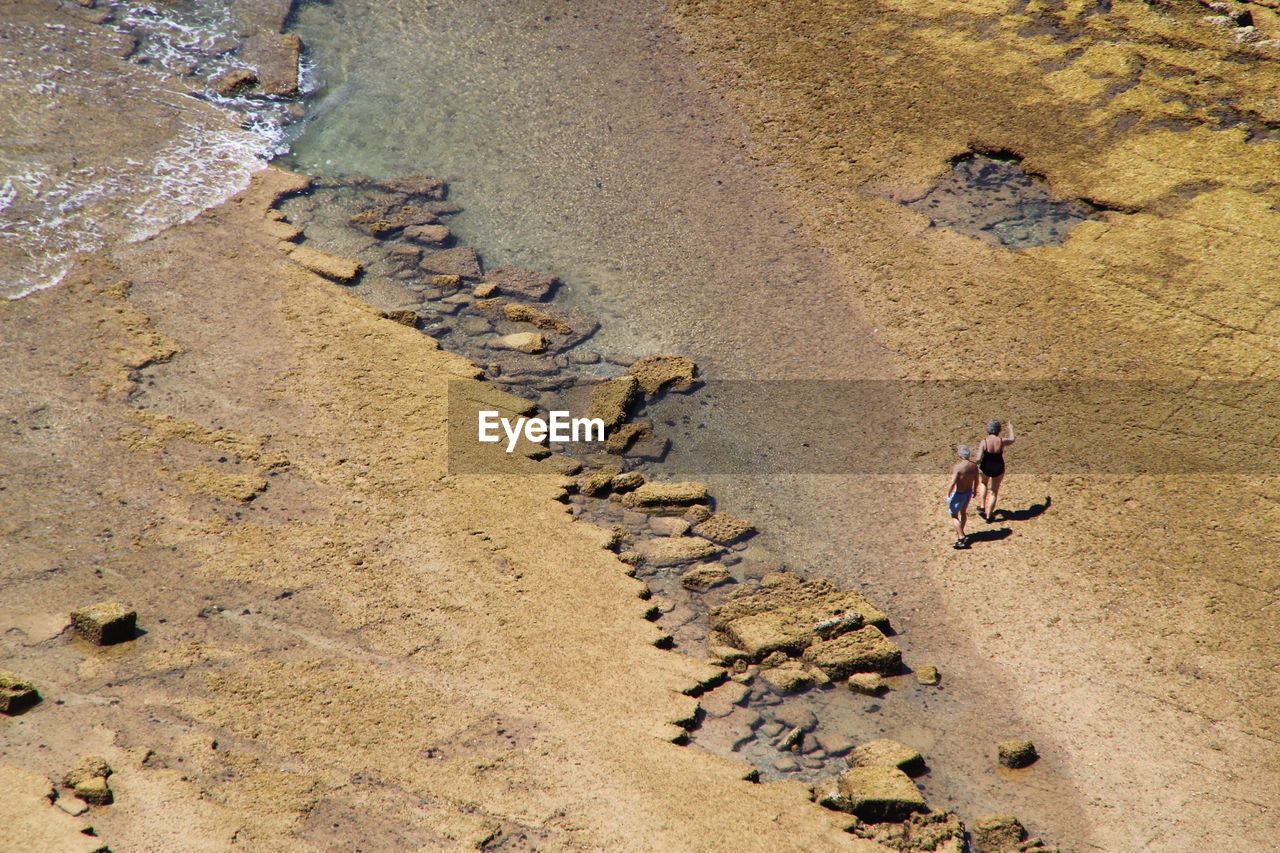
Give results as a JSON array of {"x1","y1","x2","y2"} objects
[
  {"x1": 971, "y1": 813, "x2": 1027, "y2": 852},
  {"x1": 848, "y1": 738, "x2": 926, "y2": 777},
  {"x1": 801, "y1": 626, "x2": 901, "y2": 678},
  {"x1": 70, "y1": 601, "x2": 136, "y2": 645},
  {"x1": 997, "y1": 740, "x2": 1038, "y2": 769},
  {"x1": 835, "y1": 766, "x2": 927, "y2": 822},
  {"x1": 0, "y1": 671, "x2": 40, "y2": 714}
]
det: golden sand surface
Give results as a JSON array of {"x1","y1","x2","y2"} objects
[{"x1": 667, "y1": 0, "x2": 1280, "y2": 848}]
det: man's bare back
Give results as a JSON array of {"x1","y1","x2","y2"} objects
[{"x1": 951, "y1": 459, "x2": 978, "y2": 492}]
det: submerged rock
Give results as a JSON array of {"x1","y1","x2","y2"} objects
[
  {"x1": 0, "y1": 671, "x2": 40, "y2": 714},
  {"x1": 239, "y1": 31, "x2": 301, "y2": 96},
  {"x1": 627, "y1": 353, "x2": 697, "y2": 395},
  {"x1": 604, "y1": 421, "x2": 652, "y2": 454},
  {"x1": 490, "y1": 332, "x2": 546, "y2": 354},
  {"x1": 759, "y1": 661, "x2": 814, "y2": 693},
  {"x1": 680, "y1": 565, "x2": 732, "y2": 591},
  {"x1": 692, "y1": 512, "x2": 756, "y2": 545},
  {"x1": 420, "y1": 247, "x2": 482, "y2": 280},
  {"x1": 504, "y1": 303, "x2": 572, "y2": 334},
  {"x1": 486, "y1": 265, "x2": 559, "y2": 301},
  {"x1": 376, "y1": 174, "x2": 448, "y2": 200},
  {"x1": 403, "y1": 223, "x2": 451, "y2": 246},
  {"x1": 70, "y1": 601, "x2": 136, "y2": 645}
]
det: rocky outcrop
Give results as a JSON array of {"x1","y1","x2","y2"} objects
[
  {"x1": 627, "y1": 353, "x2": 697, "y2": 395},
  {"x1": 70, "y1": 601, "x2": 136, "y2": 645}
]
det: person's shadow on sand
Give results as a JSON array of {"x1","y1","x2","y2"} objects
[
  {"x1": 990, "y1": 496, "x2": 1051, "y2": 523},
  {"x1": 966, "y1": 527, "x2": 1012, "y2": 544}
]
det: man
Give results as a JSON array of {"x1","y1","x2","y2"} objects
[{"x1": 947, "y1": 444, "x2": 979, "y2": 549}]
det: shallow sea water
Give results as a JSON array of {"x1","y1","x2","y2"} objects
[{"x1": 282, "y1": 0, "x2": 1092, "y2": 843}]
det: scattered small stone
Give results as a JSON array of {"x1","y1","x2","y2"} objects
[
  {"x1": 620, "y1": 481, "x2": 708, "y2": 513},
  {"x1": 849, "y1": 738, "x2": 926, "y2": 777},
  {"x1": 680, "y1": 565, "x2": 731, "y2": 592},
  {"x1": 486, "y1": 265, "x2": 559, "y2": 301},
  {"x1": 846, "y1": 672, "x2": 886, "y2": 696},
  {"x1": 210, "y1": 67, "x2": 257, "y2": 96},
  {"x1": 833, "y1": 766, "x2": 927, "y2": 822},
  {"x1": 379, "y1": 309, "x2": 419, "y2": 327},
  {"x1": 691, "y1": 512, "x2": 756, "y2": 545},
  {"x1": 70, "y1": 601, "x2": 137, "y2": 646},
  {"x1": 971, "y1": 813, "x2": 1027, "y2": 853},
  {"x1": 504, "y1": 303, "x2": 572, "y2": 334},
  {"x1": 289, "y1": 245, "x2": 362, "y2": 283},
  {"x1": 915, "y1": 665, "x2": 941, "y2": 685},
  {"x1": 997, "y1": 740, "x2": 1039, "y2": 769},
  {"x1": 586, "y1": 376, "x2": 638, "y2": 430},
  {"x1": 611, "y1": 471, "x2": 645, "y2": 493},
  {"x1": 627, "y1": 353, "x2": 697, "y2": 395},
  {"x1": 759, "y1": 661, "x2": 813, "y2": 693},
  {"x1": 0, "y1": 671, "x2": 40, "y2": 714},
  {"x1": 490, "y1": 332, "x2": 547, "y2": 354}
]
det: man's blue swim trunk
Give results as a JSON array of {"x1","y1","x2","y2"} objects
[{"x1": 948, "y1": 489, "x2": 973, "y2": 516}]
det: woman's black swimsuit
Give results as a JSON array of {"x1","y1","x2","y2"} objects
[{"x1": 979, "y1": 439, "x2": 1005, "y2": 477}]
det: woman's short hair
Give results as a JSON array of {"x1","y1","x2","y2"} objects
[{"x1": 987, "y1": 419, "x2": 1001, "y2": 435}]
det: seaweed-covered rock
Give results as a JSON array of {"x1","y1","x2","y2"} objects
[
  {"x1": 997, "y1": 740, "x2": 1038, "y2": 769},
  {"x1": 620, "y1": 481, "x2": 708, "y2": 513},
  {"x1": 628, "y1": 353, "x2": 697, "y2": 395},
  {"x1": 0, "y1": 671, "x2": 40, "y2": 714},
  {"x1": 587, "y1": 376, "x2": 638, "y2": 430},
  {"x1": 801, "y1": 626, "x2": 901, "y2": 679},
  {"x1": 835, "y1": 766, "x2": 926, "y2": 822},
  {"x1": 692, "y1": 512, "x2": 756, "y2": 545},
  {"x1": 848, "y1": 739, "x2": 926, "y2": 777},
  {"x1": 70, "y1": 601, "x2": 136, "y2": 645}
]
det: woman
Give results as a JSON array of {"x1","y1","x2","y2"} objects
[{"x1": 976, "y1": 419, "x2": 1015, "y2": 521}]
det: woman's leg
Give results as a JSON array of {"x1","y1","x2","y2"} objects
[
  {"x1": 985, "y1": 473, "x2": 1004, "y2": 517},
  {"x1": 976, "y1": 474, "x2": 989, "y2": 513}
]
